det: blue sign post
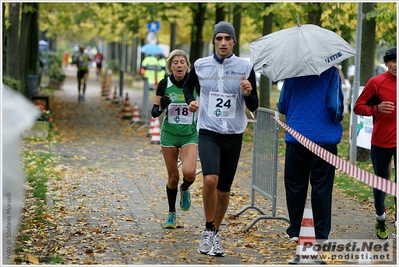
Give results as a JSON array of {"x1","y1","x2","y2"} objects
[{"x1": 147, "y1": 21, "x2": 161, "y2": 33}]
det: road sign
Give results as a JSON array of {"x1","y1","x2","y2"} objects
[
  {"x1": 147, "y1": 21, "x2": 161, "y2": 33},
  {"x1": 146, "y1": 32, "x2": 157, "y2": 45}
]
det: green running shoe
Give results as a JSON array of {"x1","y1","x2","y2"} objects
[
  {"x1": 164, "y1": 212, "x2": 177, "y2": 229},
  {"x1": 180, "y1": 185, "x2": 191, "y2": 211},
  {"x1": 375, "y1": 218, "x2": 388, "y2": 239}
]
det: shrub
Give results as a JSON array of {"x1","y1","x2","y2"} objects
[
  {"x1": 48, "y1": 65, "x2": 66, "y2": 83},
  {"x1": 48, "y1": 52, "x2": 66, "y2": 84},
  {"x1": 3, "y1": 75, "x2": 22, "y2": 92},
  {"x1": 106, "y1": 60, "x2": 120, "y2": 73}
]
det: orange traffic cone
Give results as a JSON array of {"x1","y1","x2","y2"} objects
[
  {"x1": 131, "y1": 103, "x2": 140, "y2": 124},
  {"x1": 103, "y1": 85, "x2": 110, "y2": 100},
  {"x1": 122, "y1": 93, "x2": 133, "y2": 119},
  {"x1": 107, "y1": 71, "x2": 112, "y2": 88},
  {"x1": 111, "y1": 86, "x2": 119, "y2": 103},
  {"x1": 101, "y1": 82, "x2": 106, "y2": 96},
  {"x1": 288, "y1": 198, "x2": 324, "y2": 264},
  {"x1": 105, "y1": 87, "x2": 111, "y2": 100},
  {"x1": 148, "y1": 117, "x2": 157, "y2": 137},
  {"x1": 150, "y1": 117, "x2": 161, "y2": 144}
]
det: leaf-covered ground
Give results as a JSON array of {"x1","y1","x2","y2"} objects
[{"x1": 14, "y1": 67, "x2": 396, "y2": 265}]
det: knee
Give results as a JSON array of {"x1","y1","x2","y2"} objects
[
  {"x1": 182, "y1": 170, "x2": 196, "y2": 182},
  {"x1": 218, "y1": 190, "x2": 230, "y2": 198},
  {"x1": 203, "y1": 175, "x2": 218, "y2": 188},
  {"x1": 168, "y1": 175, "x2": 179, "y2": 188}
]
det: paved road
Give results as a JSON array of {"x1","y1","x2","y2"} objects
[{"x1": 23, "y1": 66, "x2": 396, "y2": 265}]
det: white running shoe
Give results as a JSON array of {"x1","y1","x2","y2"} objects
[
  {"x1": 208, "y1": 231, "x2": 225, "y2": 257},
  {"x1": 198, "y1": 228, "x2": 214, "y2": 254}
]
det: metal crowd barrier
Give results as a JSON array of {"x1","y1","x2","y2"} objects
[
  {"x1": 131, "y1": 78, "x2": 151, "y2": 130},
  {"x1": 235, "y1": 107, "x2": 289, "y2": 232}
]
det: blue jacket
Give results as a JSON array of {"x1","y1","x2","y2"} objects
[{"x1": 277, "y1": 66, "x2": 343, "y2": 145}]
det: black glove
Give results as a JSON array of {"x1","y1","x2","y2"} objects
[
  {"x1": 160, "y1": 95, "x2": 171, "y2": 109},
  {"x1": 151, "y1": 104, "x2": 163, "y2": 118}
]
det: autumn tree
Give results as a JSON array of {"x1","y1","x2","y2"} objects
[
  {"x1": 21, "y1": 3, "x2": 39, "y2": 76},
  {"x1": 3, "y1": 2, "x2": 39, "y2": 97},
  {"x1": 187, "y1": 3, "x2": 207, "y2": 66},
  {"x1": 232, "y1": 4, "x2": 242, "y2": 56},
  {"x1": 361, "y1": 3, "x2": 377, "y2": 86},
  {"x1": 215, "y1": 3, "x2": 226, "y2": 24},
  {"x1": 5, "y1": 3, "x2": 20, "y2": 80},
  {"x1": 32, "y1": 2, "x2": 396, "y2": 92},
  {"x1": 253, "y1": 2, "x2": 274, "y2": 108}
]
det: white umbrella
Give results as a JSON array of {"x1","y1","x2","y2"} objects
[{"x1": 250, "y1": 23, "x2": 356, "y2": 82}]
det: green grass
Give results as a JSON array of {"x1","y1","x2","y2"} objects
[{"x1": 14, "y1": 151, "x2": 64, "y2": 264}]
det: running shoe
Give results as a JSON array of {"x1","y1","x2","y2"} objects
[
  {"x1": 164, "y1": 212, "x2": 177, "y2": 229},
  {"x1": 375, "y1": 218, "x2": 388, "y2": 239},
  {"x1": 198, "y1": 228, "x2": 214, "y2": 254},
  {"x1": 180, "y1": 185, "x2": 191, "y2": 211},
  {"x1": 208, "y1": 231, "x2": 225, "y2": 257}
]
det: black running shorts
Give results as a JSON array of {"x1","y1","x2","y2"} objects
[{"x1": 198, "y1": 129, "x2": 243, "y2": 192}]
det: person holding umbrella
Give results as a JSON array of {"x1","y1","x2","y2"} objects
[
  {"x1": 277, "y1": 65, "x2": 344, "y2": 242},
  {"x1": 250, "y1": 21, "x2": 354, "y2": 244},
  {"x1": 353, "y1": 47, "x2": 397, "y2": 239},
  {"x1": 183, "y1": 21, "x2": 258, "y2": 256},
  {"x1": 151, "y1": 49, "x2": 198, "y2": 229}
]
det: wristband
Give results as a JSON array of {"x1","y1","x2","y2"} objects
[{"x1": 242, "y1": 92, "x2": 251, "y2": 97}]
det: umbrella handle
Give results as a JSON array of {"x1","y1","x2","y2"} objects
[{"x1": 296, "y1": 14, "x2": 301, "y2": 27}]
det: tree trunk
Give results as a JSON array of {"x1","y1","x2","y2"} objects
[
  {"x1": 306, "y1": 3, "x2": 322, "y2": 26},
  {"x1": 356, "y1": 2, "x2": 377, "y2": 162},
  {"x1": 19, "y1": 3, "x2": 39, "y2": 97},
  {"x1": 258, "y1": 3, "x2": 273, "y2": 108},
  {"x1": 131, "y1": 36, "x2": 139, "y2": 75},
  {"x1": 232, "y1": 4, "x2": 241, "y2": 56},
  {"x1": 2, "y1": 3, "x2": 4, "y2": 68},
  {"x1": 360, "y1": 2, "x2": 377, "y2": 85},
  {"x1": 189, "y1": 3, "x2": 207, "y2": 65},
  {"x1": 169, "y1": 21, "x2": 176, "y2": 51},
  {"x1": 5, "y1": 3, "x2": 20, "y2": 80},
  {"x1": 213, "y1": 4, "x2": 226, "y2": 56},
  {"x1": 215, "y1": 3, "x2": 226, "y2": 24}
]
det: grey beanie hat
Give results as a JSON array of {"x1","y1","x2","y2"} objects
[{"x1": 212, "y1": 21, "x2": 237, "y2": 44}]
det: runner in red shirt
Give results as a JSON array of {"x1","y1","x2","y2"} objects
[
  {"x1": 353, "y1": 47, "x2": 397, "y2": 239},
  {"x1": 94, "y1": 51, "x2": 104, "y2": 80}
]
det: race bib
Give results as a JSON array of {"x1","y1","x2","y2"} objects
[
  {"x1": 79, "y1": 55, "x2": 88, "y2": 67},
  {"x1": 208, "y1": 92, "x2": 237, "y2": 118},
  {"x1": 168, "y1": 103, "x2": 193, "y2": 124}
]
